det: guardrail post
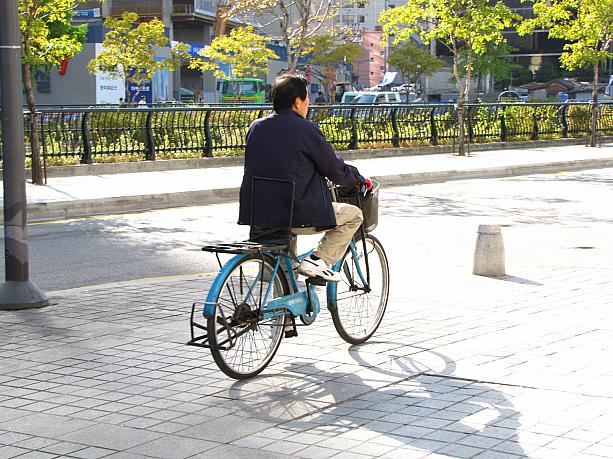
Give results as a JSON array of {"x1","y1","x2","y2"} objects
[
  {"x1": 429, "y1": 107, "x2": 438, "y2": 145},
  {"x1": 500, "y1": 108, "x2": 507, "y2": 142},
  {"x1": 145, "y1": 110, "x2": 155, "y2": 160},
  {"x1": 531, "y1": 110, "x2": 539, "y2": 140},
  {"x1": 80, "y1": 112, "x2": 92, "y2": 164},
  {"x1": 467, "y1": 106, "x2": 474, "y2": 143},
  {"x1": 39, "y1": 114, "x2": 48, "y2": 183},
  {"x1": 391, "y1": 107, "x2": 400, "y2": 147},
  {"x1": 349, "y1": 108, "x2": 358, "y2": 150},
  {"x1": 561, "y1": 104, "x2": 569, "y2": 138},
  {"x1": 203, "y1": 111, "x2": 213, "y2": 157}
]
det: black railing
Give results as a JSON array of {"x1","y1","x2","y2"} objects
[{"x1": 2, "y1": 102, "x2": 613, "y2": 163}]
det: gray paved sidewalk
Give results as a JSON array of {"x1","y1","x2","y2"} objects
[
  {"x1": 2, "y1": 142, "x2": 613, "y2": 221},
  {"x1": 2, "y1": 168, "x2": 613, "y2": 458}
]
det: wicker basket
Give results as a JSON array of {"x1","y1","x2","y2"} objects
[{"x1": 335, "y1": 180, "x2": 379, "y2": 233}]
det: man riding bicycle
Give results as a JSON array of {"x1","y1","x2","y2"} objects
[{"x1": 238, "y1": 73, "x2": 371, "y2": 283}]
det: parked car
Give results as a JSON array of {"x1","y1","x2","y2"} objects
[
  {"x1": 351, "y1": 92, "x2": 402, "y2": 104},
  {"x1": 340, "y1": 91, "x2": 360, "y2": 104}
]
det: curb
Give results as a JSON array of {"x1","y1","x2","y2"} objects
[
  {"x1": 377, "y1": 157, "x2": 613, "y2": 186},
  {"x1": 3, "y1": 137, "x2": 604, "y2": 180},
  {"x1": 22, "y1": 157, "x2": 613, "y2": 222}
]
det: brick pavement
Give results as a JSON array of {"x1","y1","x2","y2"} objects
[{"x1": 1, "y1": 169, "x2": 613, "y2": 458}]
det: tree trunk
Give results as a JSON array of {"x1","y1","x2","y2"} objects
[
  {"x1": 452, "y1": 47, "x2": 471, "y2": 156},
  {"x1": 457, "y1": 102, "x2": 466, "y2": 156},
  {"x1": 22, "y1": 64, "x2": 44, "y2": 185},
  {"x1": 589, "y1": 63, "x2": 599, "y2": 147}
]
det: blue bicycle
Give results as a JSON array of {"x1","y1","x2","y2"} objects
[{"x1": 189, "y1": 180, "x2": 389, "y2": 379}]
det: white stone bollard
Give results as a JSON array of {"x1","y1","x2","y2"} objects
[{"x1": 473, "y1": 224, "x2": 506, "y2": 277}]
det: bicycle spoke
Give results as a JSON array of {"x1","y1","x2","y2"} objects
[
  {"x1": 330, "y1": 235, "x2": 389, "y2": 344},
  {"x1": 208, "y1": 256, "x2": 287, "y2": 378}
]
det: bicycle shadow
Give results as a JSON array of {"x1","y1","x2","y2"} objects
[{"x1": 225, "y1": 347, "x2": 526, "y2": 456}]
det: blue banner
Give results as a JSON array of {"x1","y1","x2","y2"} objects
[
  {"x1": 74, "y1": 8, "x2": 101, "y2": 18},
  {"x1": 185, "y1": 42, "x2": 208, "y2": 58},
  {"x1": 127, "y1": 81, "x2": 152, "y2": 104}
]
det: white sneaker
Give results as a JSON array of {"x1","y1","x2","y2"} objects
[{"x1": 297, "y1": 256, "x2": 342, "y2": 283}]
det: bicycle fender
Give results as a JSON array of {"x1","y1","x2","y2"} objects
[
  {"x1": 326, "y1": 259, "x2": 343, "y2": 310},
  {"x1": 203, "y1": 253, "x2": 249, "y2": 318}
]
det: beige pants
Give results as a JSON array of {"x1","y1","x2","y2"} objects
[{"x1": 291, "y1": 202, "x2": 363, "y2": 265}]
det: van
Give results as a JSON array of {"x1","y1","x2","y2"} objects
[
  {"x1": 340, "y1": 92, "x2": 360, "y2": 104},
  {"x1": 351, "y1": 92, "x2": 401, "y2": 104}
]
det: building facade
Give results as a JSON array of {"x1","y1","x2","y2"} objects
[{"x1": 32, "y1": 0, "x2": 236, "y2": 105}]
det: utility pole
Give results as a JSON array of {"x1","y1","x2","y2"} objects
[{"x1": 0, "y1": 0, "x2": 49, "y2": 310}]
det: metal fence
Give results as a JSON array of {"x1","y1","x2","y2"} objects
[{"x1": 2, "y1": 102, "x2": 613, "y2": 163}]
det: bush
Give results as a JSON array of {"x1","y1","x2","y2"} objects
[{"x1": 4, "y1": 103, "x2": 612, "y2": 166}]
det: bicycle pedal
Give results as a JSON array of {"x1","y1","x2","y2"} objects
[
  {"x1": 306, "y1": 277, "x2": 327, "y2": 287},
  {"x1": 284, "y1": 328, "x2": 298, "y2": 338}
]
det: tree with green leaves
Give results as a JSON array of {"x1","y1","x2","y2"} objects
[
  {"x1": 305, "y1": 34, "x2": 361, "y2": 97},
  {"x1": 226, "y1": 0, "x2": 352, "y2": 72},
  {"x1": 18, "y1": 0, "x2": 87, "y2": 185},
  {"x1": 88, "y1": 12, "x2": 188, "y2": 104},
  {"x1": 306, "y1": 35, "x2": 361, "y2": 68},
  {"x1": 458, "y1": 43, "x2": 518, "y2": 95},
  {"x1": 508, "y1": 67, "x2": 534, "y2": 88},
  {"x1": 533, "y1": 60, "x2": 563, "y2": 83},
  {"x1": 388, "y1": 42, "x2": 444, "y2": 87},
  {"x1": 518, "y1": 0, "x2": 613, "y2": 147},
  {"x1": 380, "y1": 0, "x2": 518, "y2": 155},
  {"x1": 189, "y1": 25, "x2": 277, "y2": 81}
]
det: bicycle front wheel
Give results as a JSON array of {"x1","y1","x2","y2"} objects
[
  {"x1": 207, "y1": 254, "x2": 289, "y2": 379},
  {"x1": 330, "y1": 234, "x2": 389, "y2": 344}
]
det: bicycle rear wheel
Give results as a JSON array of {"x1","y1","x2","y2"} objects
[
  {"x1": 330, "y1": 234, "x2": 389, "y2": 344},
  {"x1": 207, "y1": 254, "x2": 289, "y2": 379}
]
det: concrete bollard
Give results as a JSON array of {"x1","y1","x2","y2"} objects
[{"x1": 473, "y1": 224, "x2": 506, "y2": 277}]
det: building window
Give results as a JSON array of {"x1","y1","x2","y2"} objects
[
  {"x1": 379, "y1": 65, "x2": 385, "y2": 70},
  {"x1": 370, "y1": 57, "x2": 374, "y2": 61},
  {"x1": 388, "y1": 3, "x2": 395, "y2": 8},
  {"x1": 370, "y1": 71, "x2": 374, "y2": 75},
  {"x1": 359, "y1": 15, "x2": 365, "y2": 23}
]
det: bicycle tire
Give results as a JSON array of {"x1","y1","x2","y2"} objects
[
  {"x1": 207, "y1": 254, "x2": 289, "y2": 379},
  {"x1": 329, "y1": 234, "x2": 389, "y2": 344}
]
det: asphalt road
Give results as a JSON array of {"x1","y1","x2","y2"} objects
[{"x1": 2, "y1": 167, "x2": 612, "y2": 292}]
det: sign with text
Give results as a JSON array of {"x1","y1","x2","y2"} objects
[
  {"x1": 74, "y1": 8, "x2": 101, "y2": 18},
  {"x1": 127, "y1": 81, "x2": 153, "y2": 104},
  {"x1": 94, "y1": 44, "x2": 125, "y2": 104}
]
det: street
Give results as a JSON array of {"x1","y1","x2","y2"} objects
[
  {"x1": 11, "y1": 168, "x2": 613, "y2": 292},
  {"x1": 1, "y1": 168, "x2": 612, "y2": 458}
]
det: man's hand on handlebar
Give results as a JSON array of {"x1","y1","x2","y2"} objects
[{"x1": 355, "y1": 177, "x2": 373, "y2": 196}]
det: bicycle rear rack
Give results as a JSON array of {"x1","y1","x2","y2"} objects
[{"x1": 202, "y1": 241, "x2": 287, "y2": 255}]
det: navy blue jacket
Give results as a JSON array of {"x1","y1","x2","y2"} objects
[{"x1": 238, "y1": 109, "x2": 363, "y2": 228}]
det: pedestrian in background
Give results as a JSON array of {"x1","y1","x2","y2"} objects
[{"x1": 314, "y1": 91, "x2": 326, "y2": 104}]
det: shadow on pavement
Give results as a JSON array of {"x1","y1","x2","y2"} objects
[
  {"x1": 498, "y1": 276, "x2": 543, "y2": 286},
  {"x1": 225, "y1": 348, "x2": 526, "y2": 457}
]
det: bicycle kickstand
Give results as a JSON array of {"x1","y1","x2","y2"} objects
[{"x1": 285, "y1": 315, "x2": 298, "y2": 338}]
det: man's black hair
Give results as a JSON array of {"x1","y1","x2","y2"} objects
[{"x1": 272, "y1": 73, "x2": 307, "y2": 111}]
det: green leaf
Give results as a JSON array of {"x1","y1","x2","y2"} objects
[{"x1": 188, "y1": 26, "x2": 278, "y2": 79}]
